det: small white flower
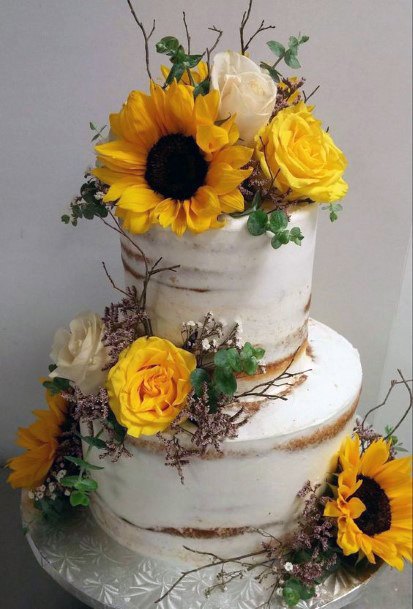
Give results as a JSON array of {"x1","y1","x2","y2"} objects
[
  {"x1": 28, "y1": 491, "x2": 35, "y2": 500},
  {"x1": 276, "y1": 587, "x2": 283, "y2": 597},
  {"x1": 48, "y1": 482, "x2": 56, "y2": 492},
  {"x1": 55, "y1": 469, "x2": 67, "y2": 481},
  {"x1": 202, "y1": 339, "x2": 210, "y2": 351},
  {"x1": 50, "y1": 493, "x2": 57, "y2": 501},
  {"x1": 64, "y1": 489, "x2": 71, "y2": 496},
  {"x1": 94, "y1": 191, "x2": 104, "y2": 200},
  {"x1": 39, "y1": 485, "x2": 46, "y2": 492},
  {"x1": 211, "y1": 338, "x2": 218, "y2": 349},
  {"x1": 36, "y1": 492, "x2": 44, "y2": 500},
  {"x1": 284, "y1": 562, "x2": 294, "y2": 573},
  {"x1": 235, "y1": 336, "x2": 243, "y2": 348},
  {"x1": 186, "y1": 320, "x2": 196, "y2": 328}
]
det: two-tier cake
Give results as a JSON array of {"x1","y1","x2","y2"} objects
[{"x1": 8, "y1": 2, "x2": 411, "y2": 606}]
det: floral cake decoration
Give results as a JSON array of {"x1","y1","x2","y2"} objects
[
  {"x1": 7, "y1": 1, "x2": 412, "y2": 607},
  {"x1": 62, "y1": 0, "x2": 347, "y2": 248}
]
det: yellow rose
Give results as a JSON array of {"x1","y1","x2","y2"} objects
[
  {"x1": 106, "y1": 336, "x2": 196, "y2": 437},
  {"x1": 255, "y1": 102, "x2": 348, "y2": 203}
]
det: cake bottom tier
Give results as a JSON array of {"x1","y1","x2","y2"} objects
[{"x1": 85, "y1": 320, "x2": 362, "y2": 565}]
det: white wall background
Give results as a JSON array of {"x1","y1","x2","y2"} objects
[{"x1": 0, "y1": 0, "x2": 411, "y2": 461}]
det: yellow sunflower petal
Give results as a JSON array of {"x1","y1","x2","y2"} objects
[
  {"x1": 184, "y1": 201, "x2": 213, "y2": 233},
  {"x1": 195, "y1": 89, "x2": 220, "y2": 124},
  {"x1": 95, "y1": 141, "x2": 147, "y2": 172},
  {"x1": 360, "y1": 438, "x2": 390, "y2": 477},
  {"x1": 164, "y1": 81, "x2": 195, "y2": 135},
  {"x1": 155, "y1": 198, "x2": 179, "y2": 228},
  {"x1": 197, "y1": 124, "x2": 230, "y2": 154},
  {"x1": 117, "y1": 184, "x2": 162, "y2": 213},
  {"x1": 207, "y1": 163, "x2": 252, "y2": 195},
  {"x1": 219, "y1": 188, "x2": 245, "y2": 213},
  {"x1": 191, "y1": 186, "x2": 221, "y2": 216},
  {"x1": 171, "y1": 203, "x2": 188, "y2": 236},
  {"x1": 117, "y1": 207, "x2": 153, "y2": 234},
  {"x1": 213, "y1": 145, "x2": 253, "y2": 169}
]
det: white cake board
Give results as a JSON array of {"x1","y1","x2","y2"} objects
[{"x1": 21, "y1": 493, "x2": 382, "y2": 609}]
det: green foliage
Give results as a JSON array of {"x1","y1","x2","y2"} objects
[
  {"x1": 34, "y1": 495, "x2": 70, "y2": 522},
  {"x1": 212, "y1": 343, "x2": 265, "y2": 396},
  {"x1": 322, "y1": 202, "x2": 343, "y2": 222},
  {"x1": 283, "y1": 578, "x2": 316, "y2": 607},
  {"x1": 42, "y1": 376, "x2": 71, "y2": 395},
  {"x1": 64, "y1": 455, "x2": 104, "y2": 471},
  {"x1": 247, "y1": 208, "x2": 304, "y2": 249},
  {"x1": 69, "y1": 490, "x2": 90, "y2": 507},
  {"x1": 385, "y1": 425, "x2": 408, "y2": 453},
  {"x1": 261, "y1": 34, "x2": 309, "y2": 82},
  {"x1": 62, "y1": 177, "x2": 109, "y2": 227},
  {"x1": 190, "y1": 368, "x2": 210, "y2": 397},
  {"x1": 89, "y1": 121, "x2": 107, "y2": 142},
  {"x1": 156, "y1": 36, "x2": 203, "y2": 86},
  {"x1": 194, "y1": 78, "x2": 210, "y2": 97},
  {"x1": 79, "y1": 434, "x2": 107, "y2": 449},
  {"x1": 106, "y1": 410, "x2": 127, "y2": 444}
]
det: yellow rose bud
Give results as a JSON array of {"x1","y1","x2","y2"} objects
[
  {"x1": 255, "y1": 102, "x2": 348, "y2": 203},
  {"x1": 106, "y1": 336, "x2": 196, "y2": 437}
]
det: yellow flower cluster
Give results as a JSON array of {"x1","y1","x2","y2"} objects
[{"x1": 324, "y1": 434, "x2": 412, "y2": 570}]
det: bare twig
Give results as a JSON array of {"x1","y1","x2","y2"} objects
[
  {"x1": 101, "y1": 262, "x2": 128, "y2": 296},
  {"x1": 126, "y1": 0, "x2": 156, "y2": 80},
  {"x1": 182, "y1": 11, "x2": 191, "y2": 54},
  {"x1": 240, "y1": 0, "x2": 275, "y2": 54},
  {"x1": 303, "y1": 84, "x2": 320, "y2": 103},
  {"x1": 383, "y1": 371, "x2": 413, "y2": 440},
  {"x1": 362, "y1": 372, "x2": 413, "y2": 426},
  {"x1": 155, "y1": 548, "x2": 266, "y2": 603},
  {"x1": 206, "y1": 25, "x2": 223, "y2": 74}
]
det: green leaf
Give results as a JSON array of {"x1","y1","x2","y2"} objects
[
  {"x1": 70, "y1": 490, "x2": 90, "y2": 507},
  {"x1": 165, "y1": 62, "x2": 186, "y2": 85},
  {"x1": 300, "y1": 35, "x2": 310, "y2": 44},
  {"x1": 61, "y1": 214, "x2": 70, "y2": 224},
  {"x1": 283, "y1": 585, "x2": 301, "y2": 607},
  {"x1": 253, "y1": 346, "x2": 265, "y2": 359},
  {"x1": 289, "y1": 226, "x2": 304, "y2": 245},
  {"x1": 89, "y1": 121, "x2": 97, "y2": 131},
  {"x1": 242, "y1": 356, "x2": 259, "y2": 375},
  {"x1": 106, "y1": 410, "x2": 127, "y2": 443},
  {"x1": 267, "y1": 40, "x2": 285, "y2": 57},
  {"x1": 80, "y1": 435, "x2": 107, "y2": 449},
  {"x1": 271, "y1": 231, "x2": 289, "y2": 249},
  {"x1": 214, "y1": 348, "x2": 243, "y2": 373},
  {"x1": 194, "y1": 78, "x2": 210, "y2": 97},
  {"x1": 190, "y1": 368, "x2": 210, "y2": 397},
  {"x1": 247, "y1": 209, "x2": 268, "y2": 236},
  {"x1": 284, "y1": 49, "x2": 301, "y2": 69},
  {"x1": 181, "y1": 54, "x2": 203, "y2": 69},
  {"x1": 260, "y1": 62, "x2": 281, "y2": 83},
  {"x1": 60, "y1": 476, "x2": 80, "y2": 488},
  {"x1": 288, "y1": 36, "x2": 299, "y2": 49},
  {"x1": 64, "y1": 456, "x2": 104, "y2": 471},
  {"x1": 213, "y1": 367, "x2": 237, "y2": 396},
  {"x1": 241, "y1": 342, "x2": 254, "y2": 358},
  {"x1": 75, "y1": 478, "x2": 98, "y2": 493},
  {"x1": 48, "y1": 364, "x2": 57, "y2": 373},
  {"x1": 42, "y1": 376, "x2": 71, "y2": 395},
  {"x1": 156, "y1": 36, "x2": 181, "y2": 56},
  {"x1": 269, "y1": 209, "x2": 289, "y2": 233}
]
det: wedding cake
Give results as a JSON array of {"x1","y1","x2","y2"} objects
[{"x1": 8, "y1": 2, "x2": 411, "y2": 605}]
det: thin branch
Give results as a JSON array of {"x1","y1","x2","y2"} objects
[
  {"x1": 182, "y1": 11, "x2": 191, "y2": 54},
  {"x1": 101, "y1": 262, "x2": 128, "y2": 296},
  {"x1": 362, "y1": 373, "x2": 413, "y2": 425},
  {"x1": 240, "y1": 0, "x2": 275, "y2": 54},
  {"x1": 126, "y1": 0, "x2": 156, "y2": 80},
  {"x1": 155, "y1": 548, "x2": 266, "y2": 603},
  {"x1": 244, "y1": 20, "x2": 276, "y2": 52},
  {"x1": 383, "y1": 370, "x2": 413, "y2": 440},
  {"x1": 206, "y1": 25, "x2": 223, "y2": 74},
  {"x1": 303, "y1": 84, "x2": 320, "y2": 103}
]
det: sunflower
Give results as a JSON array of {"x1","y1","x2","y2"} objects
[
  {"x1": 93, "y1": 81, "x2": 253, "y2": 236},
  {"x1": 324, "y1": 434, "x2": 412, "y2": 570},
  {"x1": 7, "y1": 389, "x2": 67, "y2": 490}
]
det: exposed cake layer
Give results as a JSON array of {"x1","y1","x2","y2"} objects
[
  {"x1": 121, "y1": 203, "x2": 318, "y2": 365},
  {"x1": 86, "y1": 321, "x2": 362, "y2": 563}
]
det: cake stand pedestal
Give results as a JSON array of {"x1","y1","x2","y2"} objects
[{"x1": 21, "y1": 493, "x2": 382, "y2": 609}]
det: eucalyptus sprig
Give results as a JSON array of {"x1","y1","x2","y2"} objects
[
  {"x1": 322, "y1": 202, "x2": 343, "y2": 223},
  {"x1": 247, "y1": 208, "x2": 304, "y2": 249},
  {"x1": 261, "y1": 34, "x2": 310, "y2": 82},
  {"x1": 191, "y1": 343, "x2": 265, "y2": 403},
  {"x1": 156, "y1": 36, "x2": 203, "y2": 86},
  {"x1": 62, "y1": 174, "x2": 109, "y2": 226}
]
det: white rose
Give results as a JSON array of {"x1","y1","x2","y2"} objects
[
  {"x1": 50, "y1": 311, "x2": 109, "y2": 395},
  {"x1": 210, "y1": 51, "x2": 277, "y2": 146}
]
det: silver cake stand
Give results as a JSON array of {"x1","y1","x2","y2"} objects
[{"x1": 21, "y1": 493, "x2": 382, "y2": 609}]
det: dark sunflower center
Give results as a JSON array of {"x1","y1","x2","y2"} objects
[
  {"x1": 145, "y1": 133, "x2": 208, "y2": 201},
  {"x1": 351, "y1": 475, "x2": 392, "y2": 536}
]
